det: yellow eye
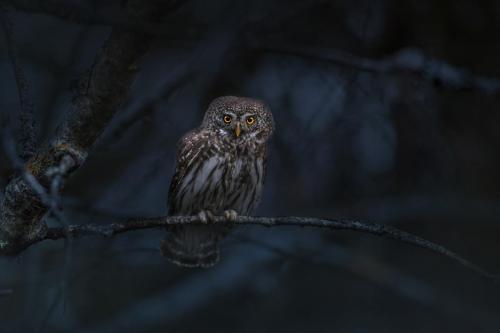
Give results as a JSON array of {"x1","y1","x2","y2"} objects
[
  {"x1": 246, "y1": 116, "x2": 255, "y2": 125},
  {"x1": 223, "y1": 115, "x2": 232, "y2": 123}
]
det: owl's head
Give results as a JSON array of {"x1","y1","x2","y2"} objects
[{"x1": 203, "y1": 96, "x2": 274, "y2": 142}]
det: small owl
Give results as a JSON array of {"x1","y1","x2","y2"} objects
[{"x1": 161, "y1": 96, "x2": 274, "y2": 267}]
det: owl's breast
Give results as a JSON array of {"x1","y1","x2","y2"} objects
[
  {"x1": 223, "y1": 154, "x2": 264, "y2": 215},
  {"x1": 173, "y1": 150, "x2": 264, "y2": 215}
]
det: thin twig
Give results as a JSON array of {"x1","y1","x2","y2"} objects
[
  {"x1": 260, "y1": 43, "x2": 500, "y2": 94},
  {"x1": 0, "y1": 0, "x2": 184, "y2": 255},
  {"x1": 34, "y1": 215, "x2": 499, "y2": 280},
  {"x1": 46, "y1": 155, "x2": 76, "y2": 216}
]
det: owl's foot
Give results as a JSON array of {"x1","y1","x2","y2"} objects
[
  {"x1": 198, "y1": 210, "x2": 215, "y2": 224},
  {"x1": 223, "y1": 210, "x2": 238, "y2": 222}
]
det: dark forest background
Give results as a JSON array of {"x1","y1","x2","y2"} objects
[{"x1": 1, "y1": 0, "x2": 500, "y2": 332}]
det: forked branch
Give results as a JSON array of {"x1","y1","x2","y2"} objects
[{"x1": 0, "y1": 0, "x2": 184, "y2": 255}]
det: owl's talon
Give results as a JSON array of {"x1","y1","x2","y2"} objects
[
  {"x1": 198, "y1": 210, "x2": 214, "y2": 224},
  {"x1": 224, "y1": 210, "x2": 238, "y2": 222}
]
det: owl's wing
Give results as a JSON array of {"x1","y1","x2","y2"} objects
[{"x1": 167, "y1": 128, "x2": 207, "y2": 215}]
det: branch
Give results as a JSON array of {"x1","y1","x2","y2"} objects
[
  {"x1": 0, "y1": 0, "x2": 183, "y2": 255},
  {"x1": 0, "y1": 3, "x2": 36, "y2": 159},
  {"x1": 9, "y1": 1, "x2": 499, "y2": 96},
  {"x1": 10, "y1": 215, "x2": 496, "y2": 280},
  {"x1": 260, "y1": 43, "x2": 500, "y2": 94}
]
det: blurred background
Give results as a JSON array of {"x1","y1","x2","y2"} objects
[{"x1": 1, "y1": 0, "x2": 500, "y2": 332}]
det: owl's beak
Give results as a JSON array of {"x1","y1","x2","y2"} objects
[{"x1": 234, "y1": 123, "x2": 241, "y2": 138}]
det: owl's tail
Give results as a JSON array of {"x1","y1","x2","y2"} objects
[{"x1": 160, "y1": 225, "x2": 221, "y2": 268}]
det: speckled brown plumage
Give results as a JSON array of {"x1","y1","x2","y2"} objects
[{"x1": 161, "y1": 96, "x2": 274, "y2": 267}]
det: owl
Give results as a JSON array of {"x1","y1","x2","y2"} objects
[{"x1": 160, "y1": 96, "x2": 274, "y2": 267}]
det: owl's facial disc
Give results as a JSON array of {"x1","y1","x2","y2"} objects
[
  {"x1": 232, "y1": 114, "x2": 257, "y2": 139},
  {"x1": 220, "y1": 111, "x2": 257, "y2": 139},
  {"x1": 205, "y1": 96, "x2": 273, "y2": 142}
]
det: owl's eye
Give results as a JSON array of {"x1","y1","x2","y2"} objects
[
  {"x1": 223, "y1": 115, "x2": 232, "y2": 123},
  {"x1": 246, "y1": 116, "x2": 255, "y2": 125}
]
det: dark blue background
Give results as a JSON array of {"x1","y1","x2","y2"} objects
[{"x1": 1, "y1": 1, "x2": 499, "y2": 332}]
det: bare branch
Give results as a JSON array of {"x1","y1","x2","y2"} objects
[
  {"x1": 9, "y1": 215, "x2": 494, "y2": 280},
  {"x1": 0, "y1": 0, "x2": 185, "y2": 255},
  {"x1": 0, "y1": 3, "x2": 36, "y2": 159},
  {"x1": 260, "y1": 44, "x2": 500, "y2": 94}
]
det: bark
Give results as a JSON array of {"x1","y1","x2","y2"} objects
[{"x1": 0, "y1": 0, "x2": 181, "y2": 255}]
